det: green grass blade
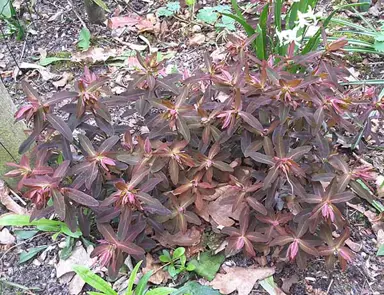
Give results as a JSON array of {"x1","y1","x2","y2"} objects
[
  {"x1": 351, "y1": 7, "x2": 375, "y2": 31},
  {"x1": 125, "y1": 261, "x2": 143, "y2": 295},
  {"x1": 314, "y1": 37, "x2": 373, "y2": 47},
  {"x1": 221, "y1": 13, "x2": 255, "y2": 37},
  {"x1": 302, "y1": 3, "x2": 370, "y2": 54},
  {"x1": 327, "y1": 17, "x2": 372, "y2": 33},
  {"x1": 135, "y1": 271, "x2": 152, "y2": 295},
  {"x1": 287, "y1": 2, "x2": 299, "y2": 29},
  {"x1": 274, "y1": 0, "x2": 282, "y2": 32},
  {"x1": 343, "y1": 47, "x2": 384, "y2": 54},
  {"x1": 334, "y1": 30, "x2": 377, "y2": 37},
  {"x1": 341, "y1": 79, "x2": 384, "y2": 85},
  {"x1": 255, "y1": 3, "x2": 269, "y2": 60},
  {"x1": 230, "y1": 0, "x2": 244, "y2": 20}
]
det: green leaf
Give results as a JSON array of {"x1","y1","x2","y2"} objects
[
  {"x1": 19, "y1": 245, "x2": 48, "y2": 264},
  {"x1": 168, "y1": 265, "x2": 178, "y2": 277},
  {"x1": 358, "y1": 0, "x2": 371, "y2": 12},
  {"x1": 341, "y1": 79, "x2": 384, "y2": 85},
  {"x1": 92, "y1": 0, "x2": 110, "y2": 12},
  {"x1": 0, "y1": 214, "x2": 62, "y2": 227},
  {"x1": 78, "y1": 27, "x2": 91, "y2": 51},
  {"x1": 256, "y1": 3, "x2": 269, "y2": 60},
  {"x1": 61, "y1": 224, "x2": 82, "y2": 238},
  {"x1": 157, "y1": 7, "x2": 174, "y2": 17},
  {"x1": 60, "y1": 236, "x2": 75, "y2": 260},
  {"x1": 186, "y1": 0, "x2": 196, "y2": 6},
  {"x1": 0, "y1": 0, "x2": 12, "y2": 18},
  {"x1": 39, "y1": 57, "x2": 71, "y2": 66},
  {"x1": 216, "y1": 15, "x2": 236, "y2": 31},
  {"x1": 374, "y1": 41, "x2": 384, "y2": 53},
  {"x1": 372, "y1": 199, "x2": 384, "y2": 213},
  {"x1": 260, "y1": 276, "x2": 279, "y2": 295},
  {"x1": 125, "y1": 261, "x2": 143, "y2": 295},
  {"x1": 36, "y1": 224, "x2": 61, "y2": 232},
  {"x1": 377, "y1": 244, "x2": 384, "y2": 256},
  {"x1": 170, "y1": 282, "x2": 220, "y2": 295},
  {"x1": 146, "y1": 287, "x2": 177, "y2": 295},
  {"x1": 73, "y1": 265, "x2": 117, "y2": 295},
  {"x1": 135, "y1": 270, "x2": 152, "y2": 295},
  {"x1": 166, "y1": 2, "x2": 181, "y2": 12},
  {"x1": 13, "y1": 230, "x2": 39, "y2": 240},
  {"x1": 197, "y1": 8, "x2": 218, "y2": 24},
  {"x1": 230, "y1": 0, "x2": 244, "y2": 19},
  {"x1": 87, "y1": 292, "x2": 107, "y2": 295},
  {"x1": 274, "y1": 0, "x2": 282, "y2": 32},
  {"x1": 188, "y1": 252, "x2": 225, "y2": 281},
  {"x1": 159, "y1": 255, "x2": 171, "y2": 263},
  {"x1": 172, "y1": 247, "x2": 185, "y2": 260},
  {"x1": 222, "y1": 13, "x2": 255, "y2": 37}
]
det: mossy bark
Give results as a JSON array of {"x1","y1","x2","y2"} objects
[
  {"x1": 0, "y1": 80, "x2": 26, "y2": 185},
  {"x1": 84, "y1": 0, "x2": 106, "y2": 24}
]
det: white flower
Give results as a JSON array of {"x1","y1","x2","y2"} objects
[
  {"x1": 276, "y1": 27, "x2": 301, "y2": 46},
  {"x1": 295, "y1": 6, "x2": 322, "y2": 28}
]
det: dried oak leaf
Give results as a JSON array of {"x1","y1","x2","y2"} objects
[
  {"x1": 207, "y1": 186, "x2": 245, "y2": 227},
  {"x1": 210, "y1": 265, "x2": 275, "y2": 295},
  {"x1": 108, "y1": 15, "x2": 141, "y2": 29},
  {"x1": 71, "y1": 48, "x2": 119, "y2": 63},
  {"x1": 0, "y1": 180, "x2": 27, "y2": 215},
  {"x1": 155, "y1": 227, "x2": 201, "y2": 247},
  {"x1": 281, "y1": 274, "x2": 299, "y2": 293},
  {"x1": 0, "y1": 228, "x2": 15, "y2": 245},
  {"x1": 142, "y1": 253, "x2": 170, "y2": 284}
]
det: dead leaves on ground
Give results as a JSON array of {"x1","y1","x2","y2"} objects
[
  {"x1": 155, "y1": 226, "x2": 202, "y2": 247},
  {"x1": 0, "y1": 180, "x2": 27, "y2": 215},
  {"x1": 142, "y1": 253, "x2": 170, "y2": 284},
  {"x1": 210, "y1": 265, "x2": 275, "y2": 295}
]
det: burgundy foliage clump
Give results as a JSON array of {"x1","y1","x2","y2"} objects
[{"x1": 8, "y1": 37, "x2": 379, "y2": 278}]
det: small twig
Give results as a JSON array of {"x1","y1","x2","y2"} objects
[
  {"x1": 151, "y1": 261, "x2": 171, "y2": 275},
  {"x1": 19, "y1": 33, "x2": 29, "y2": 61},
  {"x1": 67, "y1": 0, "x2": 87, "y2": 29},
  {"x1": 9, "y1": 188, "x2": 27, "y2": 206},
  {"x1": 326, "y1": 279, "x2": 333, "y2": 294}
]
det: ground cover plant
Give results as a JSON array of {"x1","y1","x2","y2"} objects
[
  {"x1": 1, "y1": 2, "x2": 383, "y2": 291},
  {"x1": 4, "y1": 33, "x2": 379, "y2": 279}
]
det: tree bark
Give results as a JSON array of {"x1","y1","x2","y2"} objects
[
  {"x1": 84, "y1": 0, "x2": 106, "y2": 24},
  {"x1": 0, "y1": 80, "x2": 26, "y2": 182}
]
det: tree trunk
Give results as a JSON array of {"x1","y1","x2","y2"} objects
[
  {"x1": 0, "y1": 80, "x2": 26, "y2": 183},
  {"x1": 84, "y1": 0, "x2": 106, "y2": 24}
]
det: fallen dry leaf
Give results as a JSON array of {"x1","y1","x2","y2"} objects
[
  {"x1": 56, "y1": 244, "x2": 95, "y2": 277},
  {"x1": 52, "y1": 72, "x2": 74, "y2": 89},
  {"x1": 189, "y1": 33, "x2": 206, "y2": 46},
  {"x1": 142, "y1": 254, "x2": 170, "y2": 284},
  {"x1": 0, "y1": 228, "x2": 15, "y2": 245},
  {"x1": 210, "y1": 265, "x2": 275, "y2": 295},
  {"x1": 281, "y1": 274, "x2": 299, "y2": 293},
  {"x1": 71, "y1": 48, "x2": 119, "y2": 63},
  {"x1": 108, "y1": 15, "x2": 140, "y2": 29},
  {"x1": 207, "y1": 187, "x2": 245, "y2": 227},
  {"x1": 56, "y1": 244, "x2": 96, "y2": 294},
  {"x1": 18, "y1": 62, "x2": 60, "y2": 81},
  {"x1": 0, "y1": 180, "x2": 27, "y2": 215},
  {"x1": 155, "y1": 227, "x2": 201, "y2": 247}
]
